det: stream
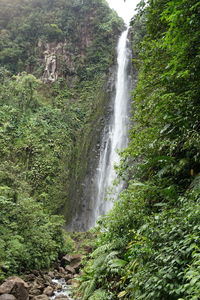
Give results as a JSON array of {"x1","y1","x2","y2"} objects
[{"x1": 50, "y1": 279, "x2": 74, "y2": 300}]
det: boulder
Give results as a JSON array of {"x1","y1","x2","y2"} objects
[
  {"x1": 47, "y1": 272, "x2": 54, "y2": 279},
  {"x1": 65, "y1": 266, "x2": 75, "y2": 274},
  {"x1": 41, "y1": 275, "x2": 51, "y2": 286},
  {"x1": 60, "y1": 255, "x2": 71, "y2": 266},
  {"x1": 64, "y1": 274, "x2": 73, "y2": 281},
  {"x1": 43, "y1": 286, "x2": 53, "y2": 296},
  {"x1": 67, "y1": 279, "x2": 79, "y2": 287},
  {"x1": 33, "y1": 295, "x2": 48, "y2": 300},
  {"x1": 0, "y1": 277, "x2": 28, "y2": 294},
  {"x1": 0, "y1": 295, "x2": 16, "y2": 300},
  {"x1": 69, "y1": 261, "x2": 82, "y2": 272},
  {"x1": 0, "y1": 277, "x2": 29, "y2": 300},
  {"x1": 61, "y1": 254, "x2": 82, "y2": 267},
  {"x1": 58, "y1": 267, "x2": 65, "y2": 274},
  {"x1": 54, "y1": 283, "x2": 62, "y2": 291},
  {"x1": 24, "y1": 274, "x2": 36, "y2": 282},
  {"x1": 28, "y1": 280, "x2": 44, "y2": 296},
  {"x1": 30, "y1": 280, "x2": 43, "y2": 290},
  {"x1": 70, "y1": 254, "x2": 83, "y2": 262},
  {"x1": 69, "y1": 255, "x2": 82, "y2": 273},
  {"x1": 54, "y1": 272, "x2": 61, "y2": 279},
  {"x1": 35, "y1": 278, "x2": 45, "y2": 289},
  {"x1": 31, "y1": 271, "x2": 40, "y2": 277},
  {"x1": 28, "y1": 288, "x2": 41, "y2": 296},
  {"x1": 10, "y1": 283, "x2": 29, "y2": 300}
]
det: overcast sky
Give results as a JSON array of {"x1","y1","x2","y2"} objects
[{"x1": 106, "y1": 0, "x2": 139, "y2": 24}]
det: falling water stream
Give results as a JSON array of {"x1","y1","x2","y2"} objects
[
  {"x1": 67, "y1": 26, "x2": 132, "y2": 231},
  {"x1": 90, "y1": 28, "x2": 132, "y2": 226}
]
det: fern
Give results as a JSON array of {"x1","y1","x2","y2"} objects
[
  {"x1": 89, "y1": 289, "x2": 110, "y2": 300},
  {"x1": 91, "y1": 243, "x2": 112, "y2": 258},
  {"x1": 104, "y1": 251, "x2": 119, "y2": 264},
  {"x1": 93, "y1": 253, "x2": 107, "y2": 270},
  {"x1": 82, "y1": 279, "x2": 96, "y2": 300}
]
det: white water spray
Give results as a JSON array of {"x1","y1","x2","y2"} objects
[{"x1": 89, "y1": 28, "x2": 132, "y2": 226}]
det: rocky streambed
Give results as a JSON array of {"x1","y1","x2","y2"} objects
[{"x1": 0, "y1": 254, "x2": 83, "y2": 300}]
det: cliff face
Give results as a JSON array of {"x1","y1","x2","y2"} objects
[
  {"x1": 0, "y1": 0, "x2": 123, "y2": 82},
  {"x1": 0, "y1": 0, "x2": 124, "y2": 224}
]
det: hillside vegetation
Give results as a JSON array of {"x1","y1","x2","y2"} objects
[
  {"x1": 0, "y1": 0, "x2": 123, "y2": 278},
  {"x1": 79, "y1": 0, "x2": 200, "y2": 299}
]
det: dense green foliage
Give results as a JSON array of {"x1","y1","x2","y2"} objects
[
  {"x1": 0, "y1": 0, "x2": 122, "y2": 278},
  {"x1": 79, "y1": 0, "x2": 200, "y2": 299},
  {"x1": 0, "y1": 70, "x2": 76, "y2": 279}
]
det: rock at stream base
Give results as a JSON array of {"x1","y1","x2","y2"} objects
[
  {"x1": 67, "y1": 278, "x2": 79, "y2": 288},
  {"x1": 48, "y1": 272, "x2": 55, "y2": 279},
  {"x1": 58, "y1": 267, "x2": 65, "y2": 274},
  {"x1": 28, "y1": 280, "x2": 43, "y2": 296},
  {"x1": 0, "y1": 295, "x2": 17, "y2": 300},
  {"x1": 60, "y1": 255, "x2": 71, "y2": 265},
  {"x1": 43, "y1": 286, "x2": 54, "y2": 296},
  {"x1": 65, "y1": 266, "x2": 75, "y2": 274},
  {"x1": 61, "y1": 254, "x2": 82, "y2": 267},
  {"x1": 33, "y1": 295, "x2": 48, "y2": 300},
  {"x1": 0, "y1": 277, "x2": 29, "y2": 300}
]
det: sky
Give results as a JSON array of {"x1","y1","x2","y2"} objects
[{"x1": 106, "y1": 0, "x2": 139, "y2": 24}]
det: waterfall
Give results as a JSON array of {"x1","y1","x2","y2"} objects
[
  {"x1": 89, "y1": 28, "x2": 132, "y2": 227},
  {"x1": 67, "y1": 27, "x2": 132, "y2": 231}
]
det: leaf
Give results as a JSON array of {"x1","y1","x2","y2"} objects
[
  {"x1": 160, "y1": 124, "x2": 171, "y2": 134},
  {"x1": 118, "y1": 291, "x2": 127, "y2": 298},
  {"x1": 154, "y1": 203, "x2": 167, "y2": 207},
  {"x1": 190, "y1": 277, "x2": 200, "y2": 286},
  {"x1": 109, "y1": 259, "x2": 127, "y2": 268},
  {"x1": 132, "y1": 182, "x2": 146, "y2": 187}
]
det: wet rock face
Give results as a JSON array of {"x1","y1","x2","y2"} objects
[
  {"x1": 39, "y1": 39, "x2": 79, "y2": 84},
  {"x1": 37, "y1": 41, "x2": 71, "y2": 83},
  {"x1": 43, "y1": 52, "x2": 58, "y2": 83}
]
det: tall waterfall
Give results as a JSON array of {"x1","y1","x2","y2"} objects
[
  {"x1": 67, "y1": 28, "x2": 132, "y2": 231},
  {"x1": 89, "y1": 28, "x2": 132, "y2": 227}
]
